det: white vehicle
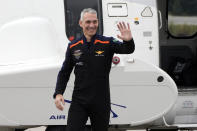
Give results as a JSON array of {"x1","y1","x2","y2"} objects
[{"x1": 0, "y1": 0, "x2": 196, "y2": 131}]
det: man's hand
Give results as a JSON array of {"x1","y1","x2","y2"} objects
[
  {"x1": 55, "y1": 94, "x2": 65, "y2": 111},
  {"x1": 117, "y1": 22, "x2": 132, "y2": 41}
]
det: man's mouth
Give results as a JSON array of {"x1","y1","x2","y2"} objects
[
  {"x1": 88, "y1": 28, "x2": 96, "y2": 31},
  {"x1": 89, "y1": 29, "x2": 95, "y2": 31}
]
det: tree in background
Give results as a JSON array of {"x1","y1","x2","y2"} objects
[{"x1": 168, "y1": 0, "x2": 197, "y2": 16}]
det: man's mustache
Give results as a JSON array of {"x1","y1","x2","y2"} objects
[{"x1": 87, "y1": 27, "x2": 96, "y2": 30}]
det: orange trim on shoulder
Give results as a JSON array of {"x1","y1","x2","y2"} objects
[
  {"x1": 70, "y1": 40, "x2": 83, "y2": 48},
  {"x1": 94, "y1": 39, "x2": 110, "y2": 44}
]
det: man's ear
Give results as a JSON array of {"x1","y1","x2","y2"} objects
[{"x1": 79, "y1": 20, "x2": 83, "y2": 28}]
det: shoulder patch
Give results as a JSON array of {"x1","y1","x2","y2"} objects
[{"x1": 112, "y1": 38, "x2": 119, "y2": 43}]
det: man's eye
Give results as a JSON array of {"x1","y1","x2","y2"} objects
[
  {"x1": 86, "y1": 21, "x2": 91, "y2": 24},
  {"x1": 93, "y1": 21, "x2": 98, "y2": 24}
]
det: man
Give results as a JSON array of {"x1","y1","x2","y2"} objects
[{"x1": 53, "y1": 8, "x2": 135, "y2": 131}]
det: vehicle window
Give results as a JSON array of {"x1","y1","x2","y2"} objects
[
  {"x1": 64, "y1": 0, "x2": 103, "y2": 41},
  {"x1": 168, "y1": 0, "x2": 197, "y2": 37}
]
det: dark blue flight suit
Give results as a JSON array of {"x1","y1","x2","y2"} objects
[{"x1": 53, "y1": 34, "x2": 135, "y2": 131}]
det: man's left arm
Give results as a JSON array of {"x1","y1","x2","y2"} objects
[{"x1": 110, "y1": 22, "x2": 135, "y2": 54}]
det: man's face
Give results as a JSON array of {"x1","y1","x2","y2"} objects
[{"x1": 79, "y1": 13, "x2": 98, "y2": 37}]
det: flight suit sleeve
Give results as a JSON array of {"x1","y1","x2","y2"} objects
[
  {"x1": 110, "y1": 37, "x2": 135, "y2": 54},
  {"x1": 53, "y1": 44, "x2": 74, "y2": 98}
]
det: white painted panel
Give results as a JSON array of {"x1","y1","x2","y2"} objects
[
  {"x1": 0, "y1": 59, "x2": 177, "y2": 126},
  {"x1": 109, "y1": 59, "x2": 178, "y2": 125},
  {"x1": 107, "y1": 3, "x2": 128, "y2": 17},
  {"x1": 103, "y1": 0, "x2": 159, "y2": 66},
  {"x1": 0, "y1": 17, "x2": 59, "y2": 65}
]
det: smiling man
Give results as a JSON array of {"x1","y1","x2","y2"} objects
[{"x1": 53, "y1": 8, "x2": 135, "y2": 131}]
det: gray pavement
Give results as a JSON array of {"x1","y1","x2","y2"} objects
[
  {"x1": 25, "y1": 126, "x2": 197, "y2": 131},
  {"x1": 25, "y1": 126, "x2": 146, "y2": 131}
]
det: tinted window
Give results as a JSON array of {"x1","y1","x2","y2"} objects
[
  {"x1": 64, "y1": 0, "x2": 103, "y2": 41},
  {"x1": 168, "y1": 0, "x2": 197, "y2": 37}
]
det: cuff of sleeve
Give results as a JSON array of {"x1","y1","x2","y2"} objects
[
  {"x1": 53, "y1": 92, "x2": 63, "y2": 99},
  {"x1": 123, "y1": 38, "x2": 133, "y2": 43}
]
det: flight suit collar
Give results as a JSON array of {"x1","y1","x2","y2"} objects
[{"x1": 82, "y1": 34, "x2": 98, "y2": 45}]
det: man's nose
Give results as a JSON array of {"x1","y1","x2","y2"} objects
[{"x1": 89, "y1": 22, "x2": 95, "y2": 27}]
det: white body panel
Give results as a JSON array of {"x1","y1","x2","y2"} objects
[
  {"x1": 0, "y1": 0, "x2": 179, "y2": 128},
  {"x1": 103, "y1": 0, "x2": 159, "y2": 66},
  {"x1": 0, "y1": 59, "x2": 177, "y2": 126},
  {"x1": 109, "y1": 59, "x2": 177, "y2": 125}
]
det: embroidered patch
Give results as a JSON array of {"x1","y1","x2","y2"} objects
[
  {"x1": 76, "y1": 62, "x2": 83, "y2": 66},
  {"x1": 73, "y1": 50, "x2": 82, "y2": 59},
  {"x1": 95, "y1": 51, "x2": 104, "y2": 56},
  {"x1": 112, "y1": 38, "x2": 119, "y2": 43}
]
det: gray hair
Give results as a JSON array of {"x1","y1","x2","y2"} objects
[{"x1": 80, "y1": 8, "x2": 97, "y2": 21}]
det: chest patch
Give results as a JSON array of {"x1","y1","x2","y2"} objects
[
  {"x1": 73, "y1": 50, "x2": 82, "y2": 59},
  {"x1": 95, "y1": 50, "x2": 104, "y2": 56}
]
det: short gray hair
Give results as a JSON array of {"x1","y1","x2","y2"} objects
[{"x1": 80, "y1": 8, "x2": 97, "y2": 21}]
